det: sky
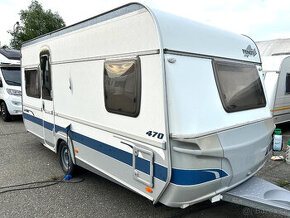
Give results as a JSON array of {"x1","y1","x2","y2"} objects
[{"x1": 1, "y1": 0, "x2": 290, "y2": 47}]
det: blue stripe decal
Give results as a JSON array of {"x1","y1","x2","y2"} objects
[
  {"x1": 69, "y1": 130, "x2": 168, "y2": 182},
  {"x1": 44, "y1": 121, "x2": 54, "y2": 131},
  {"x1": 23, "y1": 113, "x2": 228, "y2": 185},
  {"x1": 55, "y1": 125, "x2": 64, "y2": 133},
  {"x1": 23, "y1": 113, "x2": 43, "y2": 126},
  {"x1": 171, "y1": 168, "x2": 227, "y2": 186}
]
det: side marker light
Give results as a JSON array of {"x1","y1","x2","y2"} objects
[{"x1": 146, "y1": 187, "x2": 153, "y2": 193}]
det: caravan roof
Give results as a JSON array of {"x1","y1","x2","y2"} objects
[
  {"x1": 0, "y1": 49, "x2": 20, "y2": 60},
  {"x1": 0, "y1": 49, "x2": 20, "y2": 65},
  {"x1": 22, "y1": 3, "x2": 260, "y2": 64}
]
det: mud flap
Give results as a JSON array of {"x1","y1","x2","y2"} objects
[{"x1": 222, "y1": 176, "x2": 290, "y2": 216}]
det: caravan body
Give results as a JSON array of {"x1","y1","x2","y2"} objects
[
  {"x1": 21, "y1": 3, "x2": 275, "y2": 208},
  {"x1": 262, "y1": 55, "x2": 290, "y2": 124}
]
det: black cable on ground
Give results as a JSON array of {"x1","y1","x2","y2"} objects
[
  {"x1": 0, "y1": 182, "x2": 59, "y2": 194},
  {"x1": 0, "y1": 177, "x2": 85, "y2": 195},
  {"x1": 0, "y1": 180, "x2": 61, "y2": 189}
]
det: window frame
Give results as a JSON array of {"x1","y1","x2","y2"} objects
[
  {"x1": 103, "y1": 57, "x2": 141, "y2": 117},
  {"x1": 212, "y1": 59, "x2": 266, "y2": 113},
  {"x1": 285, "y1": 73, "x2": 290, "y2": 94},
  {"x1": 40, "y1": 50, "x2": 52, "y2": 101},
  {"x1": 24, "y1": 68, "x2": 41, "y2": 99}
]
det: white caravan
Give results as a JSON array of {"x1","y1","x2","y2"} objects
[
  {"x1": 21, "y1": 3, "x2": 290, "y2": 215},
  {"x1": 262, "y1": 55, "x2": 290, "y2": 124},
  {"x1": 0, "y1": 49, "x2": 22, "y2": 121}
]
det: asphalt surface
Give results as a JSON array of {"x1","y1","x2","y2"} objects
[{"x1": 0, "y1": 117, "x2": 289, "y2": 218}]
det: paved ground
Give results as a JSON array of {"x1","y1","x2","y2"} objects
[{"x1": 0, "y1": 117, "x2": 289, "y2": 218}]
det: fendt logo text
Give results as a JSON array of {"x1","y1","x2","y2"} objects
[{"x1": 242, "y1": 45, "x2": 257, "y2": 57}]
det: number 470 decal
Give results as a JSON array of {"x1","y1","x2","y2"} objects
[{"x1": 146, "y1": 131, "x2": 164, "y2": 139}]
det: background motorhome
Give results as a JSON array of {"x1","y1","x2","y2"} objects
[
  {"x1": 256, "y1": 39, "x2": 290, "y2": 124},
  {"x1": 0, "y1": 49, "x2": 22, "y2": 121},
  {"x1": 261, "y1": 55, "x2": 290, "y2": 124},
  {"x1": 21, "y1": 3, "x2": 289, "y2": 215}
]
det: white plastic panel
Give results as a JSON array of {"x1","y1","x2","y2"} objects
[
  {"x1": 165, "y1": 54, "x2": 272, "y2": 137},
  {"x1": 53, "y1": 54, "x2": 166, "y2": 146},
  {"x1": 151, "y1": 8, "x2": 260, "y2": 63},
  {"x1": 21, "y1": 9, "x2": 159, "y2": 67}
]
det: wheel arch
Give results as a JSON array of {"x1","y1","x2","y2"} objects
[
  {"x1": 55, "y1": 131, "x2": 76, "y2": 164},
  {"x1": 56, "y1": 138, "x2": 65, "y2": 153}
]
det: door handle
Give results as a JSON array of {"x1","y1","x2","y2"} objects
[
  {"x1": 23, "y1": 109, "x2": 35, "y2": 116},
  {"x1": 42, "y1": 101, "x2": 53, "y2": 115},
  {"x1": 42, "y1": 101, "x2": 47, "y2": 113}
]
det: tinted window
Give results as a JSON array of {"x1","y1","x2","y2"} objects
[
  {"x1": 1, "y1": 67, "x2": 21, "y2": 86},
  {"x1": 286, "y1": 73, "x2": 290, "y2": 94},
  {"x1": 104, "y1": 58, "x2": 141, "y2": 117},
  {"x1": 40, "y1": 54, "x2": 52, "y2": 100},
  {"x1": 214, "y1": 61, "x2": 266, "y2": 112},
  {"x1": 25, "y1": 69, "x2": 40, "y2": 98}
]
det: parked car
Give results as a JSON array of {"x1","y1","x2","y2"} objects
[{"x1": 0, "y1": 49, "x2": 22, "y2": 121}]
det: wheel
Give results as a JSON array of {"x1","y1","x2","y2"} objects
[
  {"x1": 59, "y1": 141, "x2": 75, "y2": 175},
  {"x1": 0, "y1": 102, "x2": 11, "y2": 122}
]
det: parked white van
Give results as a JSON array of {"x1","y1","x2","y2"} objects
[
  {"x1": 262, "y1": 55, "x2": 290, "y2": 124},
  {"x1": 0, "y1": 49, "x2": 22, "y2": 121},
  {"x1": 21, "y1": 3, "x2": 290, "y2": 215}
]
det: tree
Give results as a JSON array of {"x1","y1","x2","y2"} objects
[
  {"x1": 9, "y1": 0, "x2": 65, "y2": 49},
  {"x1": 1, "y1": 44, "x2": 10, "y2": 49}
]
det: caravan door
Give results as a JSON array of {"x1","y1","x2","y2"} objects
[{"x1": 40, "y1": 50, "x2": 55, "y2": 148}]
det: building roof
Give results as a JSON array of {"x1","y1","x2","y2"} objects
[{"x1": 256, "y1": 38, "x2": 290, "y2": 56}]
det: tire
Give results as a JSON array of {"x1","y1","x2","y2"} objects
[
  {"x1": 0, "y1": 102, "x2": 11, "y2": 122},
  {"x1": 59, "y1": 141, "x2": 75, "y2": 175}
]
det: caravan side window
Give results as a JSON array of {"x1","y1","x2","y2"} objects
[
  {"x1": 214, "y1": 60, "x2": 266, "y2": 112},
  {"x1": 104, "y1": 58, "x2": 141, "y2": 117},
  {"x1": 40, "y1": 52, "x2": 52, "y2": 100},
  {"x1": 286, "y1": 73, "x2": 290, "y2": 94},
  {"x1": 25, "y1": 69, "x2": 40, "y2": 98}
]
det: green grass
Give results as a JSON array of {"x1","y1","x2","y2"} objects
[
  {"x1": 277, "y1": 180, "x2": 290, "y2": 187},
  {"x1": 50, "y1": 175, "x2": 59, "y2": 181}
]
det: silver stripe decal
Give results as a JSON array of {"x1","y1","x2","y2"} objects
[
  {"x1": 51, "y1": 49, "x2": 160, "y2": 66},
  {"x1": 164, "y1": 49, "x2": 261, "y2": 65},
  {"x1": 171, "y1": 117, "x2": 273, "y2": 140}
]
